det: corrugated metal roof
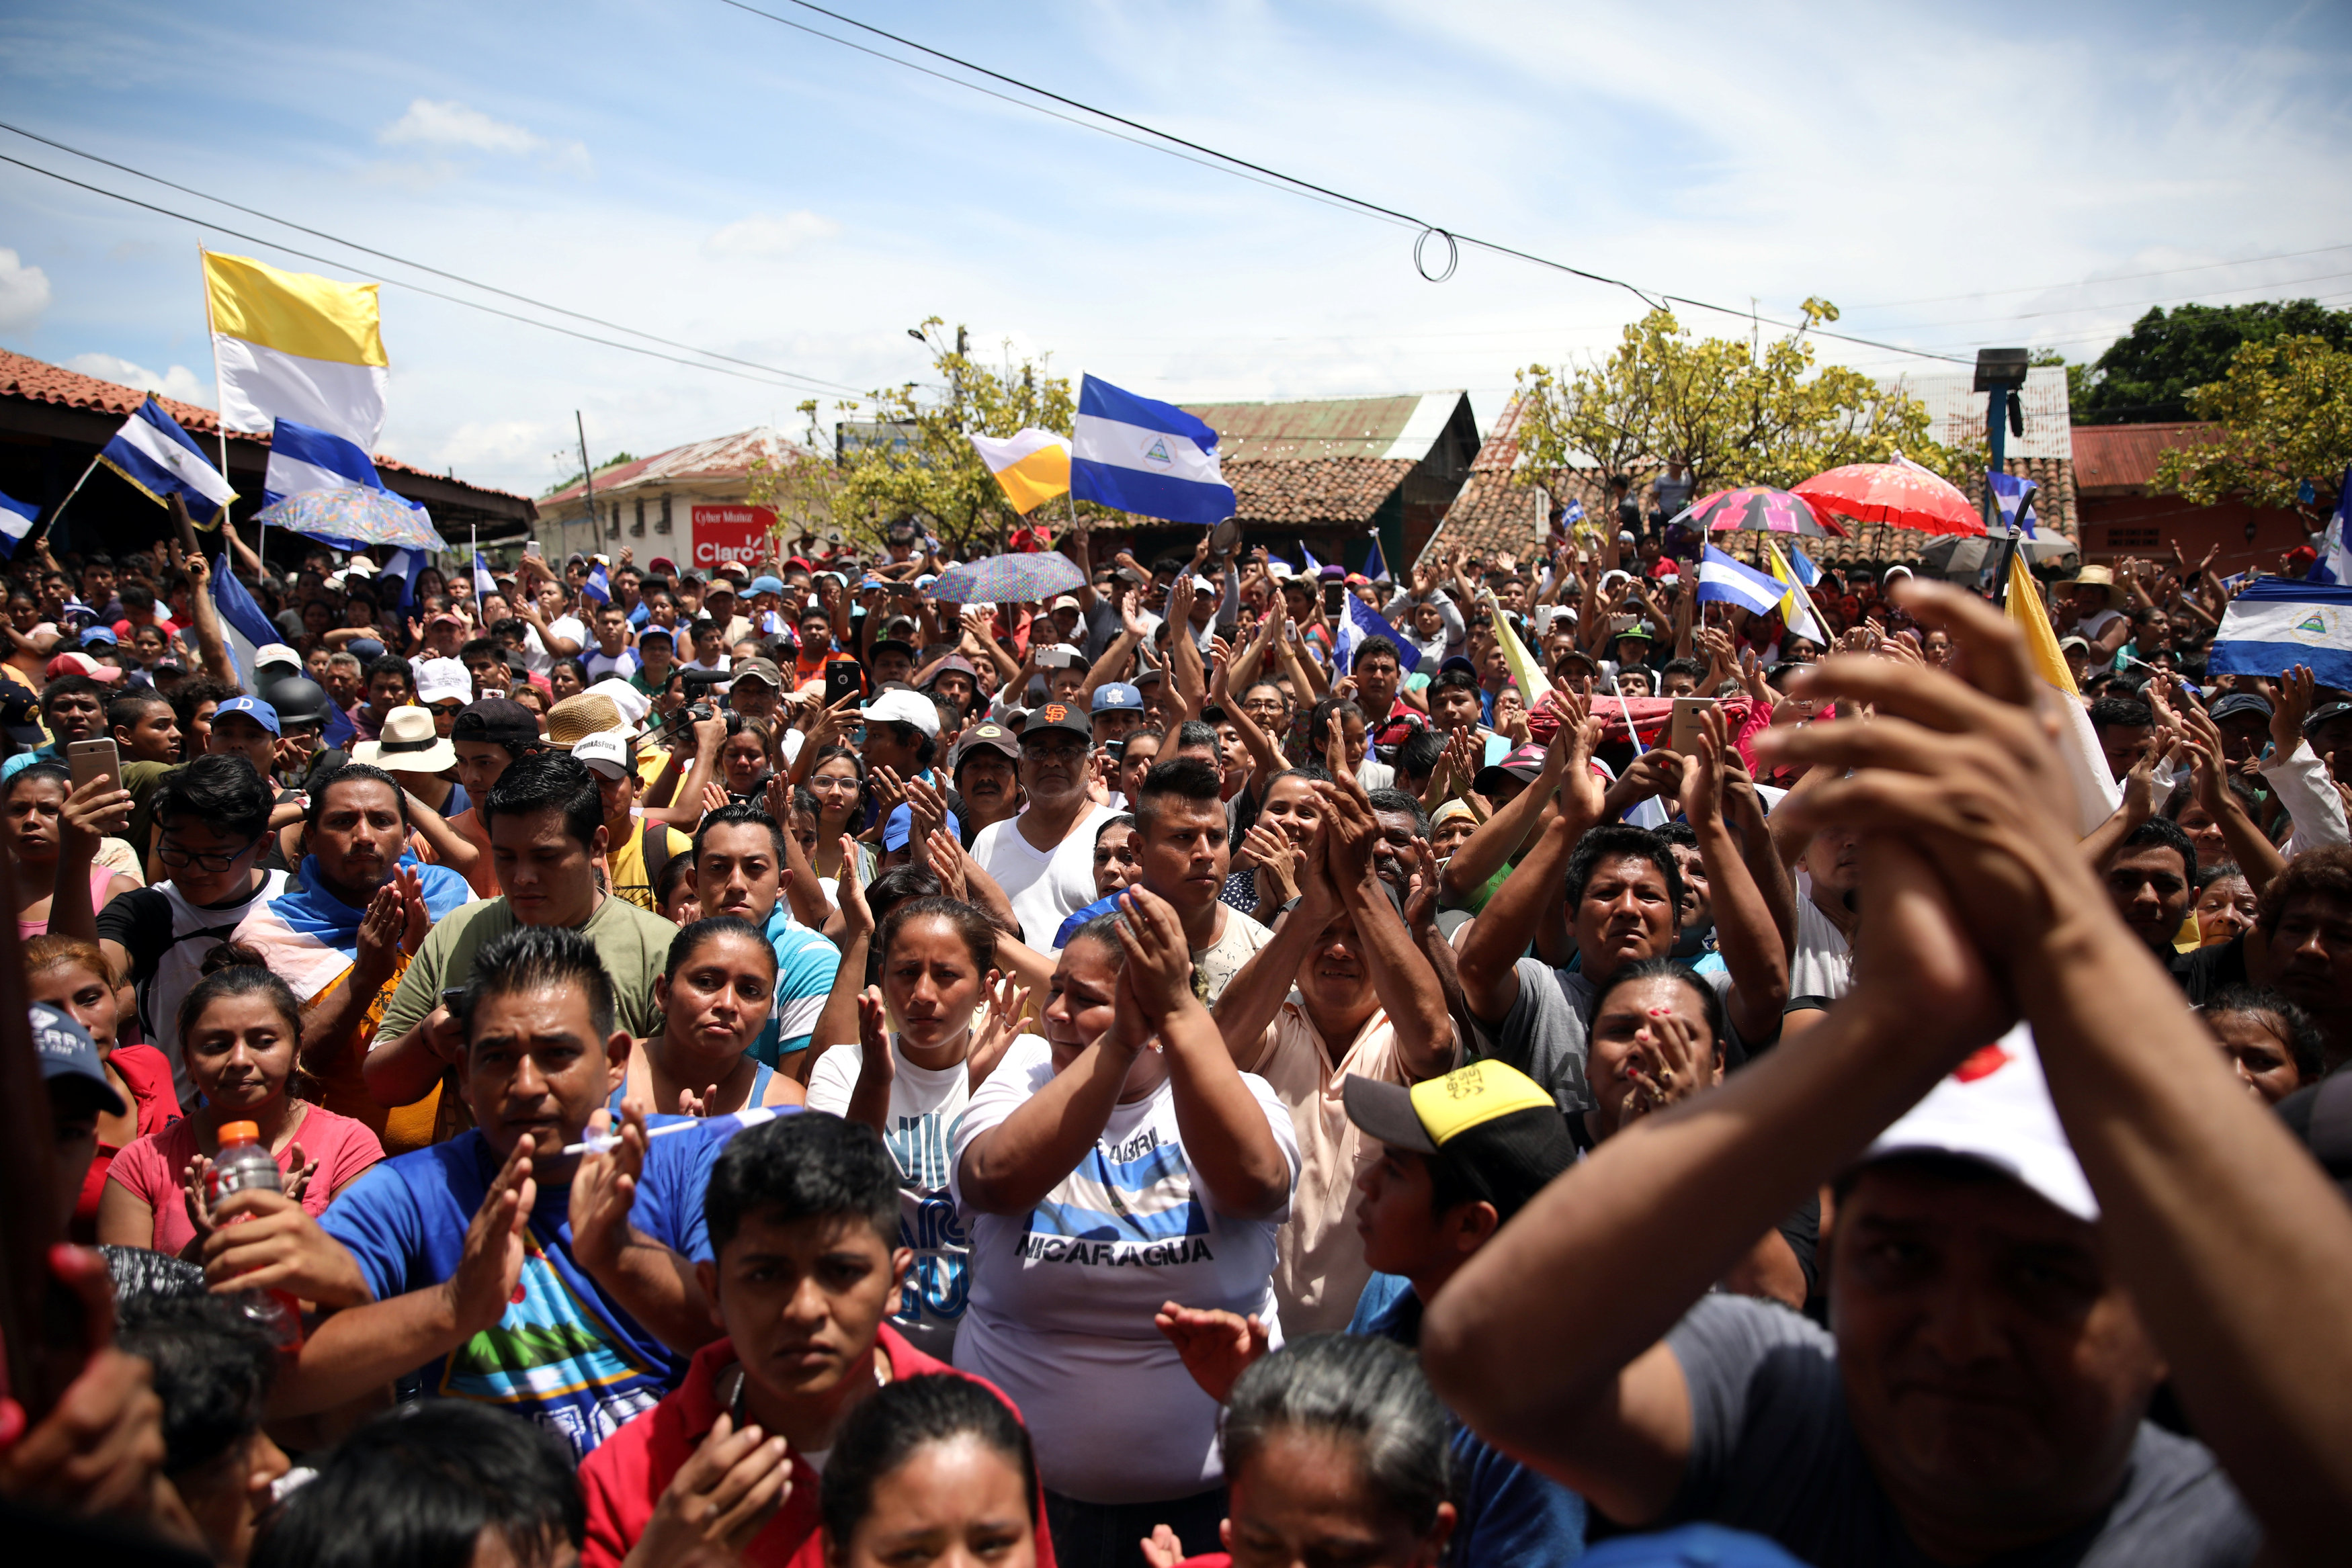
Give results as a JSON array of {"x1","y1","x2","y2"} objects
[
  {"x1": 1181, "y1": 391, "x2": 1468, "y2": 463},
  {"x1": 540, "y1": 426, "x2": 808, "y2": 507},
  {"x1": 2070, "y1": 422, "x2": 2218, "y2": 493},
  {"x1": 1881, "y1": 363, "x2": 2073, "y2": 461},
  {"x1": 0, "y1": 347, "x2": 528, "y2": 498}
]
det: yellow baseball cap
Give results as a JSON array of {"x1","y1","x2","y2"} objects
[{"x1": 1343, "y1": 1060, "x2": 1558, "y2": 1154}]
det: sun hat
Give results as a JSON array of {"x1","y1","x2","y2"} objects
[
  {"x1": 352, "y1": 705, "x2": 458, "y2": 773},
  {"x1": 2058, "y1": 564, "x2": 2123, "y2": 606},
  {"x1": 544, "y1": 692, "x2": 629, "y2": 750}
]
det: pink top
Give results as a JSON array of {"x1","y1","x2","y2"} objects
[
  {"x1": 19, "y1": 865, "x2": 116, "y2": 941},
  {"x1": 107, "y1": 1103, "x2": 385, "y2": 1257}
]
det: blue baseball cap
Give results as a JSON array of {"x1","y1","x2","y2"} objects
[
  {"x1": 345, "y1": 638, "x2": 388, "y2": 662},
  {"x1": 1091, "y1": 681, "x2": 1144, "y2": 713},
  {"x1": 749, "y1": 574, "x2": 787, "y2": 596},
  {"x1": 213, "y1": 695, "x2": 282, "y2": 736},
  {"x1": 79, "y1": 625, "x2": 118, "y2": 646},
  {"x1": 32, "y1": 1002, "x2": 124, "y2": 1115},
  {"x1": 882, "y1": 803, "x2": 962, "y2": 852}
]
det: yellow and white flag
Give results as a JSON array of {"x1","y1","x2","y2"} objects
[
  {"x1": 1765, "y1": 541, "x2": 1830, "y2": 646},
  {"x1": 968, "y1": 428, "x2": 1071, "y2": 515},
  {"x1": 203, "y1": 250, "x2": 388, "y2": 448},
  {"x1": 2006, "y1": 551, "x2": 2122, "y2": 835}
]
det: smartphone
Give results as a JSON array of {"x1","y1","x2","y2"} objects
[
  {"x1": 1036, "y1": 644, "x2": 1077, "y2": 669},
  {"x1": 825, "y1": 661, "x2": 866, "y2": 705},
  {"x1": 1322, "y1": 581, "x2": 1345, "y2": 617},
  {"x1": 1668, "y1": 695, "x2": 1718, "y2": 756},
  {"x1": 66, "y1": 737, "x2": 119, "y2": 796},
  {"x1": 525, "y1": 539, "x2": 541, "y2": 558}
]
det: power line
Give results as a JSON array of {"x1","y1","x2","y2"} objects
[
  {"x1": 0, "y1": 139, "x2": 872, "y2": 402},
  {"x1": 715, "y1": 0, "x2": 1975, "y2": 366}
]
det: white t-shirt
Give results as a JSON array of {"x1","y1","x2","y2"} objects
[
  {"x1": 806, "y1": 1034, "x2": 1037, "y2": 1361},
  {"x1": 1790, "y1": 872, "x2": 1853, "y2": 1002},
  {"x1": 970, "y1": 803, "x2": 1118, "y2": 951},
  {"x1": 2074, "y1": 606, "x2": 2124, "y2": 644},
  {"x1": 583, "y1": 647, "x2": 640, "y2": 683},
  {"x1": 950, "y1": 1035, "x2": 1298, "y2": 1504}
]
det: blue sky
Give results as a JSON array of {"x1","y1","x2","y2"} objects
[{"x1": 2, "y1": 0, "x2": 2347, "y2": 496}]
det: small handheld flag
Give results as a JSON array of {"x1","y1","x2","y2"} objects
[
  {"x1": 473, "y1": 550, "x2": 497, "y2": 602},
  {"x1": 208, "y1": 553, "x2": 283, "y2": 688},
  {"x1": 1300, "y1": 539, "x2": 1325, "y2": 576},
  {"x1": 581, "y1": 561, "x2": 612, "y2": 605},
  {"x1": 2210, "y1": 576, "x2": 2352, "y2": 691},
  {"x1": 1363, "y1": 531, "x2": 1390, "y2": 584},
  {"x1": 1336, "y1": 594, "x2": 1420, "y2": 674},
  {"x1": 1695, "y1": 546, "x2": 1785, "y2": 617},
  {"x1": 2310, "y1": 465, "x2": 2351, "y2": 586},
  {"x1": 1766, "y1": 542, "x2": 1830, "y2": 645},
  {"x1": 1070, "y1": 375, "x2": 1234, "y2": 525},
  {"x1": 97, "y1": 399, "x2": 237, "y2": 525},
  {"x1": 1986, "y1": 470, "x2": 2040, "y2": 540},
  {"x1": 0, "y1": 488, "x2": 36, "y2": 559},
  {"x1": 1783, "y1": 542, "x2": 1823, "y2": 589},
  {"x1": 969, "y1": 429, "x2": 1073, "y2": 515}
]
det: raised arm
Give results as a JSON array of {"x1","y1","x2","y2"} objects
[
  {"x1": 1440, "y1": 693, "x2": 1583, "y2": 906},
  {"x1": 1677, "y1": 706, "x2": 1786, "y2": 1043},
  {"x1": 1316, "y1": 773, "x2": 1454, "y2": 1080},
  {"x1": 1454, "y1": 733, "x2": 1605, "y2": 1027}
]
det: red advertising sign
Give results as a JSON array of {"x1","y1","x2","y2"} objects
[{"x1": 690, "y1": 505, "x2": 777, "y2": 570}]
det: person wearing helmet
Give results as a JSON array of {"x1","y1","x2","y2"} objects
[{"x1": 261, "y1": 674, "x2": 351, "y2": 792}]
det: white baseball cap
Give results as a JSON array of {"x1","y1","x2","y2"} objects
[
  {"x1": 572, "y1": 728, "x2": 632, "y2": 781},
  {"x1": 415, "y1": 657, "x2": 472, "y2": 707},
  {"x1": 1859, "y1": 1025, "x2": 2097, "y2": 1221},
  {"x1": 256, "y1": 642, "x2": 302, "y2": 673},
  {"x1": 862, "y1": 687, "x2": 941, "y2": 738},
  {"x1": 343, "y1": 556, "x2": 377, "y2": 578}
]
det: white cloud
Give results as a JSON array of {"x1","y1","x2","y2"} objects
[
  {"x1": 0, "y1": 248, "x2": 52, "y2": 332},
  {"x1": 706, "y1": 212, "x2": 842, "y2": 261},
  {"x1": 65, "y1": 352, "x2": 212, "y2": 406},
  {"x1": 377, "y1": 98, "x2": 590, "y2": 177}
]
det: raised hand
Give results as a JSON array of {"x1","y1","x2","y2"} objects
[
  {"x1": 627, "y1": 1411, "x2": 794, "y2": 1568},
  {"x1": 1152, "y1": 1301, "x2": 1271, "y2": 1404},
  {"x1": 282, "y1": 1145, "x2": 320, "y2": 1205},
  {"x1": 2272, "y1": 664, "x2": 2317, "y2": 760},
  {"x1": 569, "y1": 1103, "x2": 648, "y2": 1276},
  {"x1": 1111, "y1": 886, "x2": 1200, "y2": 1034},
  {"x1": 968, "y1": 973, "x2": 1034, "y2": 1088},
  {"x1": 869, "y1": 765, "x2": 908, "y2": 820},
  {"x1": 447, "y1": 1135, "x2": 536, "y2": 1336},
  {"x1": 837, "y1": 833, "x2": 874, "y2": 939},
  {"x1": 923, "y1": 826, "x2": 970, "y2": 902}
]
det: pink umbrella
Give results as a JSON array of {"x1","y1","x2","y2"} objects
[
  {"x1": 1670, "y1": 485, "x2": 1848, "y2": 539},
  {"x1": 1792, "y1": 460, "x2": 1982, "y2": 537}
]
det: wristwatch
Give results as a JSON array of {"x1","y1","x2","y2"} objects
[{"x1": 1277, "y1": 895, "x2": 1305, "y2": 918}]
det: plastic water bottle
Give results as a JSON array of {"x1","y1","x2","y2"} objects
[{"x1": 209, "y1": 1121, "x2": 304, "y2": 1349}]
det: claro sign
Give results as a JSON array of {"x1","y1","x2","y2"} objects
[{"x1": 690, "y1": 505, "x2": 778, "y2": 568}]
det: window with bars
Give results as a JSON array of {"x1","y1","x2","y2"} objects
[
  {"x1": 2105, "y1": 527, "x2": 2160, "y2": 549},
  {"x1": 655, "y1": 494, "x2": 672, "y2": 535},
  {"x1": 632, "y1": 496, "x2": 646, "y2": 537},
  {"x1": 604, "y1": 503, "x2": 620, "y2": 537}
]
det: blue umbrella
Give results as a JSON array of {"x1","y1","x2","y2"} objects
[{"x1": 929, "y1": 551, "x2": 1085, "y2": 605}]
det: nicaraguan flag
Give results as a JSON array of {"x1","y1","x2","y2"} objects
[
  {"x1": 2309, "y1": 466, "x2": 2351, "y2": 586},
  {"x1": 1300, "y1": 539, "x2": 1325, "y2": 576},
  {"x1": 581, "y1": 562, "x2": 611, "y2": 605},
  {"x1": 204, "y1": 250, "x2": 387, "y2": 449},
  {"x1": 0, "y1": 487, "x2": 37, "y2": 559},
  {"x1": 2209, "y1": 576, "x2": 2352, "y2": 691},
  {"x1": 1783, "y1": 542, "x2": 1823, "y2": 588},
  {"x1": 232, "y1": 851, "x2": 472, "y2": 1008},
  {"x1": 1986, "y1": 470, "x2": 2039, "y2": 540},
  {"x1": 1695, "y1": 546, "x2": 1784, "y2": 617},
  {"x1": 379, "y1": 547, "x2": 429, "y2": 613},
  {"x1": 209, "y1": 553, "x2": 282, "y2": 689},
  {"x1": 263, "y1": 417, "x2": 385, "y2": 506},
  {"x1": 1363, "y1": 531, "x2": 1390, "y2": 584},
  {"x1": 473, "y1": 550, "x2": 497, "y2": 602},
  {"x1": 1337, "y1": 593, "x2": 1419, "y2": 673},
  {"x1": 1561, "y1": 499, "x2": 1585, "y2": 527},
  {"x1": 97, "y1": 400, "x2": 237, "y2": 525},
  {"x1": 1069, "y1": 375, "x2": 1234, "y2": 525}
]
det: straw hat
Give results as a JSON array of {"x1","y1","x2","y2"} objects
[
  {"x1": 2059, "y1": 564, "x2": 2123, "y2": 605},
  {"x1": 351, "y1": 705, "x2": 458, "y2": 774},
  {"x1": 546, "y1": 692, "x2": 628, "y2": 750}
]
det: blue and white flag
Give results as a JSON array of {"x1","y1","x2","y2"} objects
[
  {"x1": 263, "y1": 416, "x2": 385, "y2": 506},
  {"x1": 1783, "y1": 541, "x2": 1823, "y2": 588},
  {"x1": 1695, "y1": 546, "x2": 1786, "y2": 618},
  {"x1": 2308, "y1": 465, "x2": 2351, "y2": 586},
  {"x1": 472, "y1": 550, "x2": 497, "y2": 602},
  {"x1": 378, "y1": 547, "x2": 429, "y2": 613},
  {"x1": 0, "y1": 487, "x2": 37, "y2": 559},
  {"x1": 1363, "y1": 531, "x2": 1390, "y2": 584},
  {"x1": 1336, "y1": 593, "x2": 1420, "y2": 674},
  {"x1": 97, "y1": 399, "x2": 236, "y2": 525},
  {"x1": 1560, "y1": 498, "x2": 1585, "y2": 528},
  {"x1": 1986, "y1": 470, "x2": 2039, "y2": 540},
  {"x1": 208, "y1": 553, "x2": 282, "y2": 688},
  {"x1": 1300, "y1": 539, "x2": 1325, "y2": 576},
  {"x1": 2208, "y1": 576, "x2": 2352, "y2": 691},
  {"x1": 1069, "y1": 375, "x2": 1234, "y2": 525},
  {"x1": 580, "y1": 561, "x2": 611, "y2": 606}
]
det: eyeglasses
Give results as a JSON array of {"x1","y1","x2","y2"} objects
[{"x1": 157, "y1": 833, "x2": 265, "y2": 873}]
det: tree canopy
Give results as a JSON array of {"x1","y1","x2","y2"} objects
[
  {"x1": 2150, "y1": 334, "x2": 2352, "y2": 524},
  {"x1": 1511, "y1": 302, "x2": 1965, "y2": 505},
  {"x1": 2066, "y1": 300, "x2": 2352, "y2": 425}
]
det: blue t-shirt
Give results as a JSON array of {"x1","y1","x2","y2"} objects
[
  {"x1": 1051, "y1": 891, "x2": 1123, "y2": 951},
  {"x1": 319, "y1": 1125, "x2": 707, "y2": 1460},
  {"x1": 751, "y1": 905, "x2": 843, "y2": 1067},
  {"x1": 1351, "y1": 1276, "x2": 1587, "y2": 1566}
]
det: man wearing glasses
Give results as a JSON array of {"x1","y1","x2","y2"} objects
[{"x1": 62, "y1": 753, "x2": 289, "y2": 1106}]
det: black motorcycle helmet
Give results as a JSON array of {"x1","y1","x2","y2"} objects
[{"x1": 260, "y1": 674, "x2": 334, "y2": 730}]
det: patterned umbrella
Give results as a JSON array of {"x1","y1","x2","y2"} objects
[
  {"x1": 929, "y1": 550, "x2": 1085, "y2": 605},
  {"x1": 1793, "y1": 460, "x2": 1982, "y2": 537},
  {"x1": 253, "y1": 487, "x2": 444, "y2": 552},
  {"x1": 1671, "y1": 485, "x2": 1847, "y2": 539}
]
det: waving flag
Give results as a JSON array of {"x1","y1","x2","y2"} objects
[
  {"x1": 1986, "y1": 470, "x2": 2040, "y2": 539},
  {"x1": 1767, "y1": 541, "x2": 1830, "y2": 644},
  {"x1": 1335, "y1": 594, "x2": 1419, "y2": 674},
  {"x1": 2007, "y1": 553, "x2": 2122, "y2": 834},
  {"x1": 0, "y1": 487, "x2": 36, "y2": 559},
  {"x1": 969, "y1": 428, "x2": 1073, "y2": 515},
  {"x1": 2210, "y1": 575, "x2": 2352, "y2": 691},
  {"x1": 1783, "y1": 542, "x2": 1823, "y2": 588},
  {"x1": 379, "y1": 547, "x2": 429, "y2": 613},
  {"x1": 581, "y1": 560, "x2": 612, "y2": 605},
  {"x1": 204, "y1": 250, "x2": 387, "y2": 448},
  {"x1": 1363, "y1": 530, "x2": 1391, "y2": 584},
  {"x1": 1070, "y1": 375, "x2": 1234, "y2": 524},
  {"x1": 473, "y1": 550, "x2": 497, "y2": 602},
  {"x1": 97, "y1": 400, "x2": 237, "y2": 525},
  {"x1": 1299, "y1": 539, "x2": 1325, "y2": 576},
  {"x1": 2310, "y1": 465, "x2": 2351, "y2": 586},
  {"x1": 263, "y1": 416, "x2": 386, "y2": 506},
  {"x1": 1695, "y1": 546, "x2": 1784, "y2": 617},
  {"x1": 208, "y1": 552, "x2": 283, "y2": 687}
]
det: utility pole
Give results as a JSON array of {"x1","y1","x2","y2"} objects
[
  {"x1": 577, "y1": 410, "x2": 598, "y2": 561},
  {"x1": 1976, "y1": 349, "x2": 2029, "y2": 606}
]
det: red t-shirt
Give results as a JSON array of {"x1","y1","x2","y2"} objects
[
  {"x1": 106, "y1": 1103, "x2": 383, "y2": 1256},
  {"x1": 579, "y1": 1325, "x2": 1059, "y2": 1568},
  {"x1": 71, "y1": 1045, "x2": 182, "y2": 1244}
]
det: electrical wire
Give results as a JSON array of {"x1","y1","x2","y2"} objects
[
  {"x1": 715, "y1": 0, "x2": 1977, "y2": 365},
  {"x1": 0, "y1": 138, "x2": 870, "y2": 402}
]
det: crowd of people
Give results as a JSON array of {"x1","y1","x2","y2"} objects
[{"x1": 4, "y1": 505, "x2": 2351, "y2": 1568}]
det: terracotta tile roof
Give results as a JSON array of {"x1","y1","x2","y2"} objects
[
  {"x1": 2070, "y1": 422, "x2": 2218, "y2": 494},
  {"x1": 1181, "y1": 392, "x2": 1468, "y2": 462},
  {"x1": 0, "y1": 347, "x2": 529, "y2": 499},
  {"x1": 538, "y1": 426, "x2": 810, "y2": 508},
  {"x1": 1224, "y1": 455, "x2": 1416, "y2": 527}
]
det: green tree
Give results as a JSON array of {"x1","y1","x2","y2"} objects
[
  {"x1": 542, "y1": 451, "x2": 636, "y2": 498},
  {"x1": 2070, "y1": 300, "x2": 2352, "y2": 425},
  {"x1": 809, "y1": 318, "x2": 1118, "y2": 560},
  {"x1": 2150, "y1": 335, "x2": 2352, "y2": 524},
  {"x1": 1513, "y1": 302, "x2": 1960, "y2": 503}
]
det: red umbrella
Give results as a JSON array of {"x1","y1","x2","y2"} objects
[
  {"x1": 1671, "y1": 484, "x2": 1847, "y2": 539},
  {"x1": 1793, "y1": 460, "x2": 1982, "y2": 537}
]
